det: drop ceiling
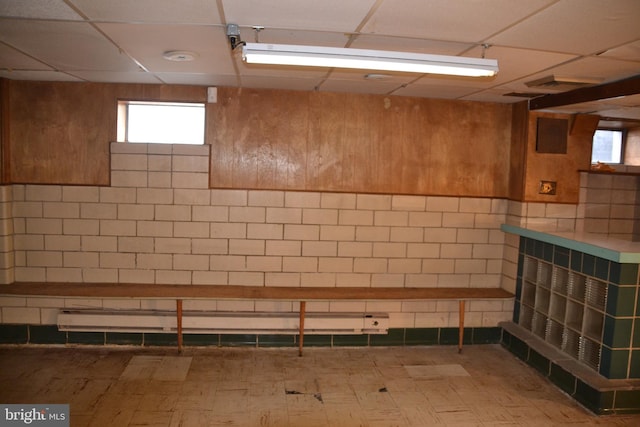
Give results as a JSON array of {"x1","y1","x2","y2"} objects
[{"x1": 1, "y1": 0, "x2": 639, "y2": 125}]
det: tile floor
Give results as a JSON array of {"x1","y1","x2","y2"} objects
[{"x1": 0, "y1": 344, "x2": 639, "y2": 426}]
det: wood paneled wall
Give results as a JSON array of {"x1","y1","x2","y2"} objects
[
  {"x1": 209, "y1": 87, "x2": 513, "y2": 197},
  {"x1": 0, "y1": 79, "x2": 8, "y2": 183},
  {"x1": 508, "y1": 101, "x2": 528, "y2": 201},
  {"x1": 625, "y1": 127, "x2": 640, "y2": 165},
  {"x1": 523, "y1": 111, "x2": 596, "y2": 203},
  {"x1": 5, "y1": 81, "x2": 205, "y2": 185},
  {"x1": 4, "y1": 81, "x2": 518, "y2": 198}
]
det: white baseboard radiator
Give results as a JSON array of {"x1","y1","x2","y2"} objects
[{"x1": 57, "y1": 310, "x2": 389, "y2": 335}]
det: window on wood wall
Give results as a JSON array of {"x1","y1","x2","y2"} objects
[
  {"x1": 117, "y1": 101, "x2": 205, "y2": 144},
  {"x1": 591, "y1": 129, "x2": 624, "y2": 164}
]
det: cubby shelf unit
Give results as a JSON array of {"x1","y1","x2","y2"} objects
[{"x1": 519, "y1": 256, "x2": 607, "y2": 372}]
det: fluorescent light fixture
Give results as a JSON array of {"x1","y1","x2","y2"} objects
[{"x1": 242, "y1": 43, "x2": 498, "y2": 77}]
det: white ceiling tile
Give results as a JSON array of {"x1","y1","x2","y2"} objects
[
  {"x1": 488, "y1": 0, "x2": 640, "y2": 55},
  {"x1": 237, "y1": 28, "x2": 350, "y2": 48},
  {"x1": 0, "y1": 19, "x2": 140, "y2": 71},
  {"x1": 598, "y1": 40, "x2": 640, "y2": 62},
  {"x1": 97, "y1": 23, "x2": 234, "y2": 74},
  {"x1": 320, "y1": 78, "x2": 404, "y2": 96},
  {"x1": 528, "y1": 57, "x2": 640, "y2": 85},
  {"x1": 597, "y1": 106, "x2": 640, "y2": 120},
  {"x1": 328, "y1": 69, "x2": 415, "y2": 83},
  {"x1": 0, "y1": 0, "x2": 82, "y2": 20},
  {"x1": 608, "y1": 93, "x2": 640, "y2": 107},
  {"x1": 349, "y1": 35, "x2": 473, "y2": 55},
  {"x1": 222, "y1": 0, "x2": 377, "y2": 32},
  {"x1": 155, "y1": 73, "x2": 240, "y2": 87},
  {"x1": 0, "y1": 70, "x2": 82, "y2": 81},
  {"x1": 70, "y1": 71, "x2": 162, "y2": 84},
  {"x1": 532, "y1": 95, "x2": 640, "y2": 117},
  {"x1": 462, "y1": 89, "x2": 529, "y2": 104},
  {"x1": 361, "y1": 0, "x2": 556, "y2": 42},
  {"x1": 322, "y1": 69, "x2": 414, "y2": 95},
  {"x1": 0, "y1": 44, "x2": 52, "y2": 70},
  {"x1": 238, "y1": 75, "x2": 323, "y2": 92},
  {"x1": 463, "y1": 45, "x2": 578, "y2": 86},
  {"x1": 70, "y1": 0, "x2": 222, "y2": 24},
  {"x1": 0, "y1": 0, "x2": 637, "y2": 121},
  {"x1": 393, "y1": 82, "x2": 480, "y2": 99}
]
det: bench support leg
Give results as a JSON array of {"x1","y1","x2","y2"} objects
[
  {"x1": 458, "y1": 300, "x2": 465, "y2": 354},
  {"x1": 177, "y1": 299, "x2": 183, "y2": 353},
  {"x1": 299, "y1": 301, "x2": 306, "y2": 357}
]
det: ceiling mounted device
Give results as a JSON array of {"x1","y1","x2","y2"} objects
[
  {"x1": 163, "y1": 50, "x2": 198, "y2": 62},
  {"x1": 240, "y1": 42, "x2": 498, "y2": 77}
]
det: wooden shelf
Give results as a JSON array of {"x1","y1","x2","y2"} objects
[{"x1": 0, "y1": 282, "x2": 513, "y2": 300}]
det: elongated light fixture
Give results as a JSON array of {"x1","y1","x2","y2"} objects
[{"x1": 242, "y1": 42, "x2": 498, "y2": 77}]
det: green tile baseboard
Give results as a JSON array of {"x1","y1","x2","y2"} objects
[
  {"x1": 0, "y1": 324, "x2": 502, "y2": 348},
  {"x1": 501, "y1": 321, "x2": 640, "y2": 415}
]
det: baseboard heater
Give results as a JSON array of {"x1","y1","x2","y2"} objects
[{"x1": 57, "y1": 310, "x2": 389, "y2": 335}]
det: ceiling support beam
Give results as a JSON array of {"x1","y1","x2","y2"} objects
[{"x1": 529, "y1": 74, "x2": 640, "y2": 110}]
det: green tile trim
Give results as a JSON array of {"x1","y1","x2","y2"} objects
[
  {"x1": 507, "y1": 334, "x2": 530, "y2": 361},
  {"x1": 0, "y1": 325, "x2": 538, "y2": 349},
  {"x1": 143, "y1": 333, "x2": 178, "y2": 346},
  {"x1": 527, "y1": 348, "x2": 550, "y2": 376},
  {"x1": 0, "y1": 324, "x2": 28, "y2": 344},
  {"x1": 332, "y1": 334, "x2": 368, "y2": 347},
  {"x1": 183, "y1": 334, "x2": 219, "y2": 347},
  {"x1": 605, "y1": 284, "x2": 635, "y2": 317},
  {"x1": 594, "y1": 257, "x2": 610, "y2": 281},
  {"x1": 610, "y1": 408, "x2": 640, "y2": 415},
  {"x1": 574, "y1": 380, "x2": 615, "y2": 415},
  {"x1": 471, "y1": 327, "x2": 502, "y2": 344},
  {"x1": 599, "y1": 347, "x2": 630, "y2": 380},
  {"x1": 630, "y1": 350, "x2": 640, "y2": 379},
  {"x1": 440, "y1": 327, "x2": 471, "y2": 345},
  {"x1": 500, "y1": 329, "x2": 513, "y2": 347},
  {"x1": 105, "y1": 332, "x2": 143, "y2": 345},
  {"x1": 603, "y1": 316, "x2": 633, "y2": 348},
  {"x1": 29, "y1": 325, "x2": 66, "y2": 344},
  {"x1": 500, "y1": 325, "x2": 640, "y2": 415},
  {"x1": 614, "y1": 390, "x2": 640, "y2": 412},
  {"x1": 619, "y1": 264, "x2": 639, "y2": 285},
  {"x1": 549, "y1": 363, "x2": 577, "y2": 396},
  {"x1": 257, "y1": 334, "x2": 296, "y2": 347},
  {"x1": 219, "y1": 334, "x2": 257, "y2": 347},
  {"x1": 300, "y1": 334, "x2": 331, "y2": 347},
  {"x1": 67, "y1": 331, "x2": 105, "y2": 345},
  {"x1": 370, "y1": 328, "x2": 404, "y2": 346},
  {"x1": 553, "y1": 246, "x2": 570, "y2": 268},
  {"x1": 404, "y1": 328, "x2": 439, "y2": 346}
]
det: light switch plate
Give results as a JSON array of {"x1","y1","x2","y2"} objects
[{"x1": 207, "y1": 87, "x2": 217, "y2": 103}]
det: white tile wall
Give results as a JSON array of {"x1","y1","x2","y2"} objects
[
  {"x1": 0, "y1": 143, "x2": 522, "y2": 327},
  {"x1": 577, "y1": 171, "x2": 640, "y2": 240}
]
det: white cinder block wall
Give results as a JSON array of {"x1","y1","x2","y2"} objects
[
  {"x1": 577, "y1": 171, "x2": 640, "y2": 240},
  {"x1": 1, "y1": 142, "x2": 522, "y2": 328}
]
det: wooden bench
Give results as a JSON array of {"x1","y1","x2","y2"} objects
[{"x1": 0, "y1": 282, "x2": 513, "y2": 355}]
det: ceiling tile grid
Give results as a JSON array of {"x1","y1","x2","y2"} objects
[{"x1": 0, "y1": 0, "x2": 638, "y2": 121}]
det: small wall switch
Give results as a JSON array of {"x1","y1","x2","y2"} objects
[{"x1": 207, "y1": 87, "x2": 217, "y2": 103}]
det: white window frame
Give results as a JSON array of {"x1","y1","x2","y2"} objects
[
  {"x1": 591, "y1": 129, "x2": 625, "y2": 164},
  {"x1": 117, "y1": 100, "x2": 205, "y2": 145}
]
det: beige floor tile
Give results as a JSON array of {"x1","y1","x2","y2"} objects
[
  {"x1": 152, "y1": 356, "x2": 192, "y2": 381},
  {"x1": 128, "y1": 410, "x2": 173, "y2": 427},
  {"x1": 1, "y1": 345, "x2": 640, "y2": 427}
]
